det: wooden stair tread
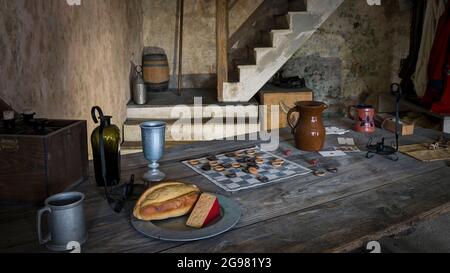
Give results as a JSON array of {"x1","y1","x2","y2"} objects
[
  {"x1": 122, "y1": 141, "x2": 194, "y2": 150},
  {"x1": 125, "y1": 117, "x2": 260, "y2": 126}
]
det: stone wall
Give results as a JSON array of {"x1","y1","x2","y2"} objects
[
  {"x1": 142, "y1": 0, "x2": 263, "y2": 89},
  {"x1": 0, "y1": 0, "x2": 143, "y2": 153},
  {"x1": 281, "y1": 0, "x2": 412, "y2": 115},
  {"x1": 141, "y1": 0, "x2": 411, "y2": 108},
  {"x1": 0, "y1": 0, "x2": 412, "y2": 132}
]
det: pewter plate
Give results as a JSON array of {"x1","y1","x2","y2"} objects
[{"x1": 131, "y1": 195, "x2": 241, "y2": 242}]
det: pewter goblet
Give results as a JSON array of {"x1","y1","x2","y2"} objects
[{"x1": 140, "y1": 121, "x2": 166, "y2": 182}]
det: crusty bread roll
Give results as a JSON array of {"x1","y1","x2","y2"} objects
[{"x1": 133, "y1": 182, "x2": 201, "y2": 221}]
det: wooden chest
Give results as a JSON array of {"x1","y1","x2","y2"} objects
[
  {"x1": 259, "y1": 85, "x2": 314, "y2": 130},
  {"x1": 0, "y1": 120, "x2": 88, "y2": 203}
]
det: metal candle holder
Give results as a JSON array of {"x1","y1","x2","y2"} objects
[
  {"x1": 366, "y1": 83, "x2": 402, "y2": 161},
  {"x1": 140, "y1": 121, "x2": 166, "y2": 183}
]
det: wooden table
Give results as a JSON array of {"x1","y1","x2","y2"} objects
[{"x1": 1, "y1": 119, "x2": 450, "y2": 253}]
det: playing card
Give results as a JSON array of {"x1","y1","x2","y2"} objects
[
  {"x1": 319, "y1": 151, "x2": 347, "y2": 157},
  {"x1": 338, "y1": 137, "x2": 356, "y2": 145}
]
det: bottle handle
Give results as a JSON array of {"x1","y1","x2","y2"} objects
[
  {"x1": 347, "y1": 105, "x2": 356, "y2": 120},
  {"x1": 136, "y1": 65, "x2": 143, "y2": 77},
  {"x1": 37, "y1": 206, "x2": 51, "y2": 245},
  {"x1": 91, "y1": 106, "x2": 105, "y2": 125},
  {"x1": 287, "y1": 107, "x2": 300, "y2": 135}
]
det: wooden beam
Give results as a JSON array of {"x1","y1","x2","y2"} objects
[
  {"x1": 216, "y1": 0, "x2": 228, "y2": 101},
  {"x1": 177, "y1": 0, "x2": 184, "y2": 96}
]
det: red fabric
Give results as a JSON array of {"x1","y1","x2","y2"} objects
[
  {"x1": 431, "y1": 64, "x2": 450, "y2": 113},
  {"x1": 428, "y1": 8, "x2": 450, "y2": 81},
  {"x1": 421, "y1": 4, "x2": 450, "y2": 109}
]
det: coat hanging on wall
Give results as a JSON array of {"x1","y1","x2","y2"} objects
[
  {"x1": 399, "y1": 0, "x2": 426, "y2": 97},
  {"x1": 412, "y1": 0, "x2": 447, "y2": 98},
  {"x1": 423, "y1": 2, "x2": 450, "y2": 113},
  {"x1": 430, "y1": 58, "x2": 450, "y2": 114}
]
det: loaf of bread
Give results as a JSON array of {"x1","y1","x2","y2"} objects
[{"x1": 133, "y1": 182, "x2": 201, "y2": 221}]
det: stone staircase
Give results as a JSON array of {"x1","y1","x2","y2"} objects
[{"x1": 221, "y1": 0, "x2": 344, "y2": 102}]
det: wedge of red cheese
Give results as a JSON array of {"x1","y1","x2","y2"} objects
[{"x1": 186, "y1": 193, "x2": 221, "y2": 228}]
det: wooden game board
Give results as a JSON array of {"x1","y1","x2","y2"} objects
[{"x1": 183, "y1": 147, "x2": 311, "y2": 192}]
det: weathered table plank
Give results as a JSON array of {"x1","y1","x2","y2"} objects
[
  {"x1": 1, "y1": 119, "x2": 449, "y2": 253},
  {"x1": 163, "y1": 167, "x2": 450, "y2": 253}
]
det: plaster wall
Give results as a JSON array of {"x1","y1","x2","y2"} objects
[
  {"x1": 0, "y1": 0, "x2": 413, "y2": 138},
  {"x1": 0, "y1": 0, "x2": 143, "y2": 153}
]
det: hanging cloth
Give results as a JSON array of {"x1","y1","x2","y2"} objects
[
  {"x1": 428, "y1": 4, "x2": 450, "y2": 82},
  {"x1": 422, "y1": 1, "x2": 450, "y2": 111},
  {"x1": 399, "y1": 0, "x2": 426, "y2": 97},
  {"x1": 412, "y1": 0, "x2": 447, "y2": 98},
  {"x1": 431, "y1": 62, "x2": 450, "y2": 114}
]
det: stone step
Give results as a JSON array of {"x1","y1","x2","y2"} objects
[
  {"x1": 273, "y1": 14, "x2": 291, "y2": 30},
  {"x1": 127, "y1": 102, "x2": 259, "y2": 120},
  {"x1": 121, "y1": 140, "x2": 195, "y2": 155},
  {"x1": 123, "y1": 118, "x2": 261, "y2": 143}
]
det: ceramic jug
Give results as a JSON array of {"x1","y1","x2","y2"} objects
[
  {"x1": 348, "y1": 104, "x2": 376, "y2": 133},
  {"x1": 287, "y1": 101, "x2": 328, "y2": 152}
]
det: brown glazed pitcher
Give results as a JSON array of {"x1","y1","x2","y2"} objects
[{"x1": 287, "y1": 101, "x2": 328, "y2": 152}]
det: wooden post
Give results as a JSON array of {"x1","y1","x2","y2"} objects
[
  {"x1": 177, "y1": 0, "x2": 185, "y2": 96},
  {"x1": 216, "y1": 0, "x2": 228, "y2": 101}
]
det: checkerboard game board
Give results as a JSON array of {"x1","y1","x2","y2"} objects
[{"x1": 183, "y1": 147, "x2": 311, "y2": 192}]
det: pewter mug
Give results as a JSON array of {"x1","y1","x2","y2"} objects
[{"x1": 37, "y1": 192, "x2": 87, "y2": 251}]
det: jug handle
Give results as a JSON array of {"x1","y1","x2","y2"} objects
[
  {"x1": 136, "y1": 65, "x2": 143, "y2": 77},
  {"x1": 37, "y1": 206, "x2": 51, "y2": 245},
  {"x1": 287, "y1": 107, "x2": 299, "y2": 135},
  {"x1": 347, "y1": 105, "x2": 356, "y2": 120},
  {"x1": 91, "y1": 106, "x2": 105, "y2": 125}
]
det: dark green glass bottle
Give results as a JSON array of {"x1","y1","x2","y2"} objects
[{"x1": 91, "y1": 115, "x2": 121, "y2": 187}]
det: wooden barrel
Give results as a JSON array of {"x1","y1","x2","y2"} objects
[{"x1": 142, "y1": 54, "x2": 170, "y2": 92}]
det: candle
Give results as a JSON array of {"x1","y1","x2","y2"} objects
[{"x1": 3, "y1": 110, "x2": 15, "y2": 121}]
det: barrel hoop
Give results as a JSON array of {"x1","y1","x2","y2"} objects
[
  {"x1": 143, "y1": 54, "x2": 166, "y2": 57},
  {"x1": 143, "y1": 54, "x2": 168, "y2": 60},
  {"x1": 143, "y1": 64, "x2": 170, "y2": 68},
  {"x1": 147, "y1": 83, "x2": 169, "y2": 92},
  {"x1": 145, "y1": 81, "x2": 170, "y2": 85},
  {"x1": 143, "y1": 59, "x2": 167, "y2": 62}
]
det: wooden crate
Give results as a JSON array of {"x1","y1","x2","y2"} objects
[
  {"x1": 375, "y1": 114, "x2": 415, "y2": 136},
  {"x1": 0, "y1": 120, "x2": 88, "y2": 203},
  {"x1": 259, "y1": 85, "x2": 313, "y2": 130}
]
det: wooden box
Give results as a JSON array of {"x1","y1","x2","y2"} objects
[
  {"x1": 375, "y1": 114, "x2": 415, "y2": 136},
  {"x1": 0, "y1": 120, "x2": 88, "y2": 203},
  {"x1": 259, "y1": 84, "x2": 313, "y2": 130}
]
